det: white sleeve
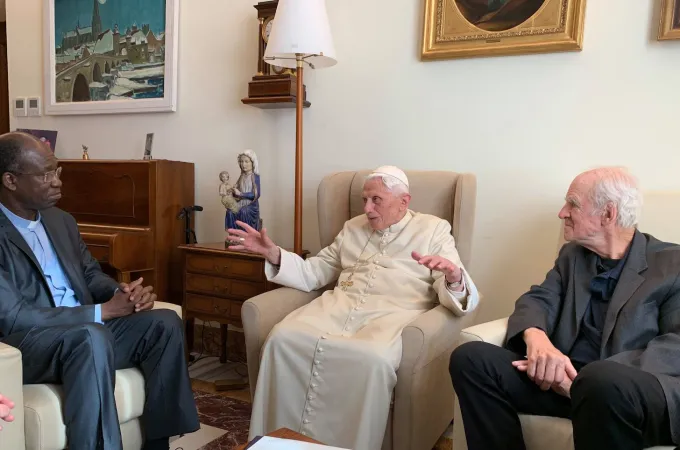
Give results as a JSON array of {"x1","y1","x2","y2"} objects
[
  {"x1": 429, "y1": 220, "x2": 480, "y2": 316},
  {"x1": 264, "y1": 226, "x2": 345, "y2": 292}
]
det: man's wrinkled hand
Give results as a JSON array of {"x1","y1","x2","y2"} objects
[
  {"x1": 512, "y1": 360, "x2": 575, "y2": 397},
  {"x1": 227, "y1": 220, "x2": 280, "y2": 265},
  {"x1": 411, "y1": 251, "x2": 462, "y2": 286},
  {"x1": 514, "y1": 327, "x2": 578, "y2": 391},
  {"x1": 0, "y1": 394, "x2": 15, "y2": 430}
]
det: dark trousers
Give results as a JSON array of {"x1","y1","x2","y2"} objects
[
  {"x1": 2, "y1": 309, "x2": 200, "y2": 450},
  {"x1": 449, "y1": 341, "x2": 674, "y2": 450}
]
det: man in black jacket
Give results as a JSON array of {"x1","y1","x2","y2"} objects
[
  {"x1": 0, "y1": 132, "x2": 199, "y2": 449},
  {"x1": 450, "y1": 167, "x2": 679, "y2": 450}
]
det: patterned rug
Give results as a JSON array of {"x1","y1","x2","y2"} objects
[{"x1": 171, "y1": 388, "x2": 251, "y2": 450}]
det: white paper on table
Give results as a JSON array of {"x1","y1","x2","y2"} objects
[{"x1": 248, "y1": 436, "x2": 351, "y2": 450}]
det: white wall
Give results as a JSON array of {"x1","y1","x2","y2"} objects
[
  {"x1": 7, "y1": 0, "x2": 275, "y2": 248},
  {"x1": 7, "y1": 0, "x2": 680, "y2": 323}
]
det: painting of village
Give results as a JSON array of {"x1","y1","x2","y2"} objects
[{"x1": 54, "y1": 0, "x2": 167, "y2": 103}]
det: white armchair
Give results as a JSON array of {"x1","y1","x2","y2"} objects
[
  {"x1": 451, "y1": 318, "x2": 674, "y2": 450},
  {"x1": 0, "y1": 302, "x2": 182, "y2": 450}
]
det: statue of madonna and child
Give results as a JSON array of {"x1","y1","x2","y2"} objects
[{"x1": 220, "y1": 149, "x2": 261, "y2": 246}]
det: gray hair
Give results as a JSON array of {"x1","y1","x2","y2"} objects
[
  {"x1": 587, "y1": 167, "x2": 642, "y2": 228},
  {"x1": 365, "y1": 173, "x2": 409, "y2": 195}
]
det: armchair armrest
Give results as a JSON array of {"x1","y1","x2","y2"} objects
[
  {"x1": 458, "y1": 317, "x2": 509, "y2": 348},
  {"x1": 393, "y1": 305, "x2": 478, "y2": 450},
  {"x1": 242, "y1": 287, "x2": 324, "y2": 399},
  {"x1": 152, "y1": 301, "x2": 182, "y2": 318},
  {"x1": 0, "y1": 342, "x2": 25, "y2": 449},
  {"x1": 401, "y1": 305, "x2": 478, "y2": 372}
]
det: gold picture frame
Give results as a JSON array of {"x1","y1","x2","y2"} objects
[
  {"x1": 658, "y1": 0, "x2": 680, "y2": 40},
  {"x1": 421, "y1": 0, "x2": 587, "y2": 60}
]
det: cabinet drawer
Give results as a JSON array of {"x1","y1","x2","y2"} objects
[
  {"x1": 185, "y1": 293, "x2": 241, "y2": 319},
  {"x1": 185, "y1": 273, "x2": 264, "y2": 300},
  {"x1": 185, "y1": 253, "x2": 264, "y2": 281}
]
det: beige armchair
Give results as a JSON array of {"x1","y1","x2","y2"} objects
[
  {"x1": 0, "y1": 302, "x2": 182, "y2": 450},
  {"x1": 451, "y1": 319, "x2": 674, "y2": 450},
  {"x1": 453, "y1": 191, "x2": 680, "y2": 450},
  {"x1": 242, "y1": 170, "x2": 478, "y2": 450}
]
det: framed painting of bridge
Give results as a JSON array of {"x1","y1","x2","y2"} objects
[{"x1": 43, "y1": 0, "x2": 179, "y2": 115}]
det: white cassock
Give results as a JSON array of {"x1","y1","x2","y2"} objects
[{"x1": 248, "y1": 210, "x2": 480, "y2": 449}]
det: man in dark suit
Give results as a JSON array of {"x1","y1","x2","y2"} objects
[
  {"x1": 0, "y1": 133, "x2": 199, "y2": 449},
  {"x1": 450, "y1": 167, "x2": 679, "y2": 450}
]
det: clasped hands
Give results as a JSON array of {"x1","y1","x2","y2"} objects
[
  {"x1": 101, "y1": 277, "x2": 157, "y2": 321},
  {"x1": 513, "y1": 327, "x2": 578, "y2": 398},
  {"x1": 0, "y1": 394, "x2": 14, "y2": 430}
]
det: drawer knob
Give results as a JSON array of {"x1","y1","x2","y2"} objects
[{"x1": 214, "y1": 264, "x2": 229, "y2": 272}]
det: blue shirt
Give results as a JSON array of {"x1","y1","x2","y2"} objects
[{"x1": 0, "y1": 203, "x2": 102, "y2": 323}]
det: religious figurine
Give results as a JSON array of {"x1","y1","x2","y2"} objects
[
  {"x1": 225, "y1": 150, "x2": 261, "y2": 235},
  {"x1": 82, "y1": 145, "x2": 90, "y2": 160},
  {"x1": 219, "y1": 171, "x2": 240, "y2": 215}
]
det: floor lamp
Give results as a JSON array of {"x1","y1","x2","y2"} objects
[{"x1": 263, "y1": 0, "x2": 337, "y2": 255}]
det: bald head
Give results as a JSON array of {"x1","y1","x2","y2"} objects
[
  {"x1": 559, "y1": 167, "x2": 641, "y2": 256},
  {"x1": 0, "y1": 132, "x2": 49, "y2": 177},
  {"x1": 573, "y1": 167, "x2": 641, "y2": 228}
]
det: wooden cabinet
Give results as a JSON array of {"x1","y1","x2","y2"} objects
[
  {"x1": 179, "y1": 243, "x2": 276, "y2": 363},
  {"x1": 57, "y1": 159, "x2": 195, "y2": 305}
]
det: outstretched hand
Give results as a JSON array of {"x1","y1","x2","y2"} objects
[
  {"x1": 0, "y1": 394, "x2": 15, "y2": 429},
  {"x1": 227, "y1": 221, "x2": 281, "y2": 265},
  {"x1": 411, "y1": 251, "x2": 462, "y2": 285}
]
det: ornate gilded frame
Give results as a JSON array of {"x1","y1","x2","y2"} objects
[
  {"x1": 421, "y1": 0, "x2": 587, "y2": 60},
  {"x1": 658, "y1": 0, "x2": 680, "y2": 40}
]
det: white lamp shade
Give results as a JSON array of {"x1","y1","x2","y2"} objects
[{"x1": 264, "y1": 0, "x2": 337, "y2": 69}]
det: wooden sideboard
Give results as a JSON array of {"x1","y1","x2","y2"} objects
[
  {"x1": 57, "y1": 159, "x2": 195, "y2": 305},
  {"x1": 179, "y1": 243, "x2": 276, "y2": 362}
]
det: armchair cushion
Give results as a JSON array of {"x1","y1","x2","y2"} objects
[{"x1": 0, "y1": 342, "x2": 25, "y2": 450}]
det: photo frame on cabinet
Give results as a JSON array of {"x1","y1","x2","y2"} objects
[
  {"x1": 43, "y1": 0, "x2": 179, "y2": 115},
  {"x1": 421, "y1": 0, "x2": 587, "y2": 60},
  {"x1": 659, "y1": 0, "x2": 680, "y2": 40}
]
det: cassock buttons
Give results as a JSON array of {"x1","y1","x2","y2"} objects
[
  {"x1": 314, "y1": 360, "x2": 320, "y2": 365},
  {"x1": 361, "y1": 299, "x2": 367, "y2": 304},
  {"x1": 318, "y1": 347, "x2": 324, "y2": 352},
  {"x1": 313, "y1": 371, "x2": 319, "y2": 376},
  {"x1": 311, "y1": 383, "x2": 318, "y2": 388},
  {"x1": 321, "y1": 336, "x2": 327, "y2": 340},
  {"x1": 302, "y1": 432, "x2": 307, "y2": 435},
  {"x1": 308, "y1": 395, "x2": 314, "y2": 400},
  {"x1": 304, "y1": 419, "x2": 310, "y2": 424},
  {"x1": 369, "y1": 283, "x2": 374, "y2": 288},
  {"x1": 349, "y1": 317, "x2": 354, "y2": 321},
  {"x1": 372, "y1": 274, "x2": 377, "y2": 279},
  {"x1": 344, "y1": 326, "x2": 350, "y2": 331}
]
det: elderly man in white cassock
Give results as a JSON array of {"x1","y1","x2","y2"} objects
[{"x1": 228, "y1": 166, "x2": 480, "y2": 450}]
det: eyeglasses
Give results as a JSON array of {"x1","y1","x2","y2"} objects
[{"x1": 12, "y1": 166, "x2": 62, "y2": 184}]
